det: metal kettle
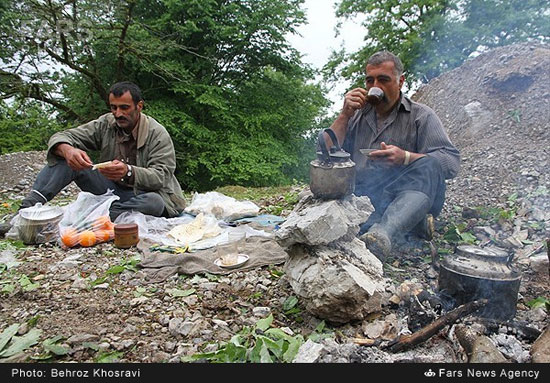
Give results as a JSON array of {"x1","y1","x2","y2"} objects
[
  {"x1": 309, "y1": 128, "x2": 356, "y2": 199},
  {"x1": 438, "y1": 245, "x2": 521, "y2": 320}
]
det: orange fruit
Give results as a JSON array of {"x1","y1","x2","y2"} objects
[
  {"x1": 93, "y1": 215, "x2": 113, "y2": 230},
  {"x1": 61, "y1": 228, "x2": 79, "y2": 247},
  {"x1": 94, "y1": 229, "x2": 113, "y2": 243},
  {"x1": 79, "y1": 230, "x2": 96, "y2": 247}
]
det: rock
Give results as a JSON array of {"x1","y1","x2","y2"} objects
[
  {"x1": 120, "y1": 324, "x2": 138, "y2": 336},
  {"x1": 529, "y1": 253, "x2": 549, "y2": 276},
  {"x1": 293, "y1": 339, "x2": 325, "y2": 363},
  {"x1": 492, "y1": 334, "x2": 530, "y2": 363},
  {"x1": 275, "y1": 195, "x2": 373, "y2": 248},
  {"x1": 529, "y1": 308, "x2": 547, "y2": 322},
  {"x1": 71, "y1": 276, "x2": 88, "y2": 290},
  {"x1": 530, "y1": 326, "x2": 550, "y2": 363},
  {"x1": 362, "y1": 314, "x2": 398, "y2": 340},
  {"x1": 16, "y1": 323, "x2": 29, "y2": 336},
  {"x1": 130, "y1": 296, "x2": 149, "y2": 306},
  {"x1": 114, "y1": 339, "x2": 136, "y2": 351},
  {"x1": 252, "y1": 307, "x2": 271, "y2": 317},
  {"x1": 168, "y1": 318, "x2": 205, "y2": 338},
  {"x1": 67, "y1": 333, "x2": 99, "y2": 345},
  {"x1": 455, "y1": 324, "x2": 509, "y2": 363},
  {"x1": 284, "y1": 239, "x2": 385, "y2": 324}
]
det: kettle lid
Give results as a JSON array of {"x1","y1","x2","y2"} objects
[{"x1": 317, "y1": 128, "x2": 352, "y2": 163}]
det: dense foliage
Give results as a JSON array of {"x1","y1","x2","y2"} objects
[
  {"x1": 0, "y1": 0, "x2": 328, "y2": 191},
  {"x1": 326, "y1": 0, "x2": 550, "y2": 88},
  {"x1": 0, "y1": 100, "x2": 68, "y2": 155}
]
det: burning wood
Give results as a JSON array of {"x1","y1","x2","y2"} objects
[
  {"x1": 477, "y1": 318, "x2": 542, "y2": 342},
  {"x1": 352, "y1": 337, "x2": 380, "y2": 346},
  {"x1": 384, "y1": 299, "x2": 488, "y2": 353}
]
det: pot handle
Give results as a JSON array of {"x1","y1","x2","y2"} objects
[{"x1": 317, "y1": 128, "x2": 341, "y2": 163}]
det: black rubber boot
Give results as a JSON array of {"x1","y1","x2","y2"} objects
[
  {"x1": 360, "y1": 191, "x2": 431, "y2": 262},
  {"x1": 358, "y1": 210, "x2": 382, "y2": 236}
]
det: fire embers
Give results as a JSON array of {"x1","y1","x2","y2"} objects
[{"x1": 406, "y1": 290, "x2": 442, "y2": 332}]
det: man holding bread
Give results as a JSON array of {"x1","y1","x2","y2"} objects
[
  {"x1": 18, "y1": 81, "x2": 186, "y2": 221},
  {"x1": 328, "y1": 51, "x2": 460, "y2": 261}
]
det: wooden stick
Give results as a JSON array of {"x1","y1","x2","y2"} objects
[
  {"x1": 384, "y1": 299, "x2": 488, "y2": 353},
  {"x1": 352, "y1": 337, "x2": 379, "y2": 346},
  {"x1": 546, "y1": 239, "x2": 550, "y2": 278}
]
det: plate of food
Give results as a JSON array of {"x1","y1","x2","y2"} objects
[{"x1": 214, "y1": 254, "x2": 250, "y2": 269}]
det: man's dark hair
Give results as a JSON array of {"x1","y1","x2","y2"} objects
[
  {"x1": 367, "y1": 51, "x2": 404, "y2": 77},
  {"x1": 109, "y1": 81, "x2": 143, "y2": 104}
]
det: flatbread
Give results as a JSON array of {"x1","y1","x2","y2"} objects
[{"x1": 92, "y1": 161, "x2": 113, "y2": 170}]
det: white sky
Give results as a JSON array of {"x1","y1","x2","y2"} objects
[{"x1": 287, "y1": 0, "x2": 366, "y2": 113}]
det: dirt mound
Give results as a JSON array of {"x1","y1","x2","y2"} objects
[{"x1": 412, "y1": 42, "x2": 550, "y2": 216}]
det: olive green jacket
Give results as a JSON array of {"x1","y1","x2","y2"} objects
[{"x1": 47, "y1": 113, "x2": 186, "y2": 217}]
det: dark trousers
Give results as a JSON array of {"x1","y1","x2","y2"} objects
[
  {"x1": 356, "y1": 156, "x2": 446, "y2": 233},
  {"x1": 24, "y1": 160, "x2": 166, "y2": 220}
]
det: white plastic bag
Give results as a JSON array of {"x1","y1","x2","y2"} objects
[
  {"x1": 58, "y1": 190, "x2": 119, "y2": 248},
  {"x1": 184, "y1": 191, "x2": 260, "y2": 221}
]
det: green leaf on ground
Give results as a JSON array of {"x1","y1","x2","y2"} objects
[
  {"x1": 27, "y1": 315, "x2": 40, "y2": 328},
  {"x1": 0, "y1": 328, "x2": 42, "y2": 357},
  {"x1": 0, "y1": 324, "x2": 19, "y2": 352},
  {"x1": 283, "y1": 296, "x2": 298, "y2": 312},
  {"x1": 90, "y1": 276, "x2": 108, "y2": 287},
  {"x1": 255, "y1": 314, "x2": 273, "y2": 331},
  {"x1": 82, "y1": 342, "x2": 99, "y2": 351},
  {"x1": 526, "y1": 297, "x2": 550, "y2": 310},
  {"x1": 167, "y1": 288, "x2": 195, "y2": 297},
  {"x1": 43, "y1": 336, "x2": 69, "y2": 356},
  {"x1": 19, "y1": 275, "x2": 39, "y2": 291},
  {"x1": 106, "y1": 265, "x2": 125, "y2": 275},
  {"x1": 95, "y1": 350, "x2": 123, "y2": 363}
]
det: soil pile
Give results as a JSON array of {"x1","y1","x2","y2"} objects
[{"x1": 412, "y1": 42, "x2": 550, "y2": 217}]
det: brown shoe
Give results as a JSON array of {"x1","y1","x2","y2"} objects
[{"x1": 411, "y1": 214, "x2": 434, "y2": 241}]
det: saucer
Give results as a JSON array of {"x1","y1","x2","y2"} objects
[{"x1": 214, "y1": 254, "x2": 250, "y2": 269}]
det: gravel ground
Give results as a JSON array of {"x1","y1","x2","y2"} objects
[{"x1": 0, "y1": 42, "x2": 548, "y2": 365}]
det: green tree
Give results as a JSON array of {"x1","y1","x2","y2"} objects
[
  {"x1": 0, "y1": 100, "x2": 67, "y2": 155},
  {"x1": 326, "y1": 0, "x2": 550, "y2": 87},
  {"x1": 0, "y1": 0, "x2": 328, "y2": 190}
]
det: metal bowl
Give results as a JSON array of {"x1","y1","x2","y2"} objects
[{"x1": 18, "y1": 205, "x2": 64, "y2": 244}]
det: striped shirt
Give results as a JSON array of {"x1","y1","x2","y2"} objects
[{"x1": 343, "y1": 93, "x2": 460, "y2": 180}]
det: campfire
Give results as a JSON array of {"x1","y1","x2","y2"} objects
[{"x1": 276, "y1": 189, "x2": 549, "y2": 363}]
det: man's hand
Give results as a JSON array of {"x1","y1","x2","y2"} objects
[
  {"x1": 98, "y1": 159, "x2": 128, "y2": 181},
  {"x1": 56, "y1": 144, "x2": 93, "y2": 171},
  {"x1": 369, "y1": 142, "x2": 426, "y2": 166},
  {"x1": 342, "y1": 87, "x2": 367, "y2": 117},
  {"x1": 369, "y1": 142, "x2": 406, "y2": 166}
]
